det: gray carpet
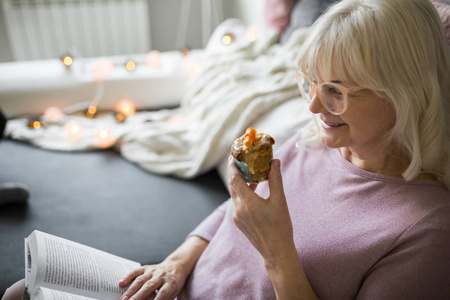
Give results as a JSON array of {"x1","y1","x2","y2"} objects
[{"x1": 0, "y1": 139, "x2": 229, "y2": 297}]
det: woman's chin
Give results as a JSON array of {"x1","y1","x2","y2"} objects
[{"x1": 319, "y1": 132, "x2": 348, "y2": 149}]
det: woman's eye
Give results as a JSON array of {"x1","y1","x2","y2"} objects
[{"x1": 323, "y1": 85, "x2": 342, "y2": 96}]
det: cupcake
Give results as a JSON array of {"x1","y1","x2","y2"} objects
[{"x1": 231, "y1": 128, "x2": 275, "y2": 183}]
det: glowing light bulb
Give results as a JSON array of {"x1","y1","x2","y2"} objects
[
  {"x1": 32, "y1": 121, "x2": 41, "y2": 129},
  {"x1": 113, "y1": 111, "x2": 126, "y2": 123},
  {"x1": 61, "y1": 54, "x2": 73, "y2": 69},
  {"x1": 125, "y1": 60, "x2": 136, "y2": 72},
  {"x1": 27, "y1": 119, "x2": 42, "y2": 129},
  {"x1": 64, "y1": 121, "x2": 83, "y2": 142},
  {"x1": 246, "y1": 28, "x2": 261, "y2": 42},
  {"x1": 169, "y1": 115, "x2": 184, "y2": 125},
  {"x1": 63, "y1": 56, "x2": 72, "y2": 65},
  {"x1": 91, "y1": 58, "x2": 114, "y2": 81},
  {"x1": 222, "y1": 33, "x2": 234, "y2": 45},
  {"x1": 182, "y1": 56, "x2": 202, "y2": 77},
  {"x1": 96, "y1": 128, "x2": 114, "y2": 148},
  {"x1": 145, "y1": 50, "x2": 162, "y2": 68},
  {"x1": 116, "y1": 99, "x2": 136, "y2": 116},
  {"x1": 86, "y1": 105, "x2": 97, "y2": 118},
  {"x1": 181, "y1": 47, "x2": 190, "y2": 56},
  {"x1": 43, "y1": 107, "x2": 63, "y2": 122}
]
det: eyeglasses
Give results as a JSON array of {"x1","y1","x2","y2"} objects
[{"x1": 296, "y1": 70, "x2": 365, "y2": 115}]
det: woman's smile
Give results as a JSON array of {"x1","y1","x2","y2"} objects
[
  {"x1": 321, "y1": 119, "x2": 347, "y2": 129},
  {"x1": 320, "y1": 115, "x2": 347, "y2": 129}
]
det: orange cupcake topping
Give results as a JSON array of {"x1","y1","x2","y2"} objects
[{"x1": 243, "y1": 127, "x2": 257, "y2": 147}]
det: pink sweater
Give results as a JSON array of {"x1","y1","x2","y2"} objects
[{"x1": 178, "y1": 134, "x2": 450, "y2": 299}]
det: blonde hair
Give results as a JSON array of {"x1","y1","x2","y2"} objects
[{"x1": 297, "y1": 0, "x2": 450, "y2": 189}]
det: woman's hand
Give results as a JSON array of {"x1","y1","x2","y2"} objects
[
  {"x1": 119, "y1": 236, "x2": 208, "y2": 300},
  {"x1": 228, "y1": 156, "x2": 318, "y2": 299},
  {"x1": 228, "y1": 157, "x2": 294, "y2": 263},
  {"x1": 118, "y1": 261, "x2": 185, "y2": 300}
]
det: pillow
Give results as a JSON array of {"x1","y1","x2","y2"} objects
[
  {"x1": 264, "y1": 0, "x2": 297, "y2": 34},
  {"x1": 279, "y1": 0, "x2": 338, "y2": 44},
  {"x1": 278, "y1": 0, "x2": 450, "y2": 47},
  {"x1": 432, "y1": 0, "x2": 450, "y2": 47}
]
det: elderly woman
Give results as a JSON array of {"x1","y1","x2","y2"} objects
[
  {"x1": 120, "y1": 0, "x2": 450, "y2": 299},
  {"x1": 3, "y1": 0, "x2": 450, "y2": 299}
]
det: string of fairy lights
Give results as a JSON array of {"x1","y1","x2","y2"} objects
[
  {"x1": 25, "y1": 48, "x2": 199, "y2": 148},
  {"x1": 25, "y1": 28, "x2": 261, "y2": 148}
]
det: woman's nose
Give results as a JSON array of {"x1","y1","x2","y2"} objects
[{"x1": 309, "y1": 93, "x2": 328, "y2": 114}]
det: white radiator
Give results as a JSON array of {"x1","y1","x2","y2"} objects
[{"x1": 2, "y1": 0, "x2": 151, "y2": 61}]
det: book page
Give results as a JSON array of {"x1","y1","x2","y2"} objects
[
  {"x1": 31, "y1": 287, "x2": 97, "y2": 300},
  {"x1": 25, "y1": 233, "x2": 47, "y2": 293},
  {"x1": 25, "y1": 238, "x2": 31, "y2": 288},
  {"x1": 29, "y1": 231, "x2": 141, "y2": 300},
  {"x1": 31, "y1": 287, "x2": 157, "y2": 300}
]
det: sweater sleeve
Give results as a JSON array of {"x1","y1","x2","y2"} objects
[
  {"x1": 187, "y1": 199, "x2": 231, "y2": 242},
  {"x1": 357, "y1": 205, "x2": 450, "y2": 300}
]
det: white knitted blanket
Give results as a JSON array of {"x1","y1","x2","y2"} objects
[{"x1": 6, "y1": 27, "x2": 308, "y2": 178}]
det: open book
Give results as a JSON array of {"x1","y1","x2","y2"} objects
[{"x1": 24, "y1": 230, "x2": 141, "y2": 300}]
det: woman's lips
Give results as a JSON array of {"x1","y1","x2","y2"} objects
[{"x1": 321, "y1": 120, "x2": 347, "y2": 129}]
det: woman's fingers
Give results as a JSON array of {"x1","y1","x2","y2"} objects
[
  {"x1": 119, "y1": 267, "x2": 159, "y2": 300},
  {"x1": 154, "y1": 281, "x2": 178, "y2": 300},
  {"x1": 119, "y1": 267, "x2": 145, "y2": 287},
  {"x1": 128, "y1": 277, "x2": 162, "y2": 300},
  {"x1": 120, "y1": 275, "x2": 153, "y2": 300},
  {"x1": 227, "y1": 156, "x2": 256, "y2": 199},
  {"x1": 268, "y1": 159, "x2": 285, "y2": 199},
  {"x1": 119, "y1": 262, "x2": 187, "y2": 300}
]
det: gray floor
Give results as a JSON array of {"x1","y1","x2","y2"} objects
[{"x1": 0, "y1": 139, "x2": 229, "y2": 297}]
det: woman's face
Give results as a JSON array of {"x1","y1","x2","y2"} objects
[{"x1": 309, "y1": 87, "x2": 396, "y2": 155}]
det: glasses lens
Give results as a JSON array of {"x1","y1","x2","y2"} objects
[
  {"x1": 318, "y1": 84, "x2": 346, "y2": 114},
  {"x1": 297, "y1": 72, "x2": 313, "y2": 103}
]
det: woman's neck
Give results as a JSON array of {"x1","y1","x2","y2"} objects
[
  {"x1": 338, "y1": 146, "x2": 438, "y2": 181},
  {"x1": 338, "y1": 145, "x2": 407, "y2": 178}
]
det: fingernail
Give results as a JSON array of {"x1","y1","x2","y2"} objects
[{"x1": 273, "y1": 159, "x2": 280, "y2": 169}]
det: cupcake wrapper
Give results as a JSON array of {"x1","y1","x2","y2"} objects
[{"x1": 233, "y1": 157, "x2": 272, "y2": 184}]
